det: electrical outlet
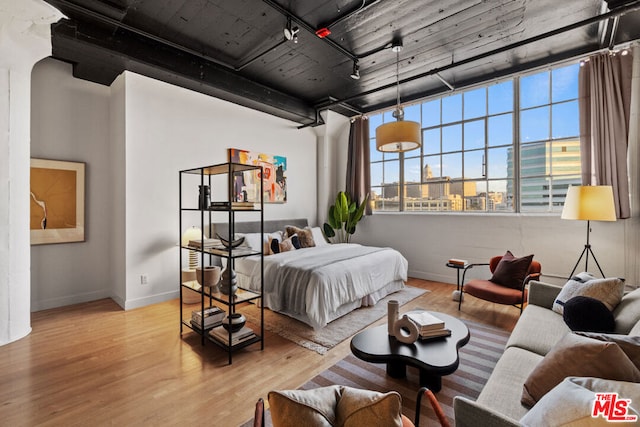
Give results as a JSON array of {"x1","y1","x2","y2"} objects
[{"x1": 140, "y1": 274, "x2": 149, "y2": 285}]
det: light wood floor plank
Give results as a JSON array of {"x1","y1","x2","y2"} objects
[{"x1": 0, "y1": 279, "x2": 519, "y2": 426}]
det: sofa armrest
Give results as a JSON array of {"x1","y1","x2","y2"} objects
[
  {"x1": 453, "y1": 397, "x2": 520, "y2": 427},
  {"x1": 527, "y1": 280, "x2": 562, "y2": 309}
]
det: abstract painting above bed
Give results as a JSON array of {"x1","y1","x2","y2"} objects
[{"x1": 234, "y1": 224, "x2": 408, "y2": 329}]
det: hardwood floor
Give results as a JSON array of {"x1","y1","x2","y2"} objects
[{"x1": 0, "y1": 279, "x2": 519, "y2": 426}]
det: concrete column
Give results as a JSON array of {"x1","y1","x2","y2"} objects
[{"x1": 0, "y1": 0, "x2": 63, "y2": 345}]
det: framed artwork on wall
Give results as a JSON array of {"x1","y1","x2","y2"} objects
[
  {"x1": 228, "y1": 148, "x2": 287, "y2": 203},
  {"x1": 30, "y1": 158, "x2": 85, "y2": 245}
]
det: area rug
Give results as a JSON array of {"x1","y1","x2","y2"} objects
[
  {"x1": 242, "y1": 320, "x2": 510, "y2": 427},
  {"x1": 242, "y1": 286, "x2": 427, "y2": 355}
]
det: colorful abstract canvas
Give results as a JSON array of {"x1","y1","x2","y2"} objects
[{"x1": 229, "y1": 149, "x2": 286, "y2": 203}]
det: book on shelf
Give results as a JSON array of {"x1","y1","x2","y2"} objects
[
  {"x1": 190, "y1": 319, "x2": 222, "y2": 330},
  {"x1": 406, "y1": 311, "x2": 446, "y2": 331},
  {"x1": 419, "y1": 328, "x2": 451, "y2": 339},
  {"x1": 209, "y1": 325, "x2": 255, "y2": 346},
  {"x1": 448, "y1": 258, "x2": 468, "y2": 267},
  {"x1": 192, "y1": 306, "x2": 225, "y2": 326},
  {"x1": 209, "y1": 201, "x2": 256, "y2": 210},
  {"x1": 188, "y1": 238, "x2": 222, "y2": 249}
]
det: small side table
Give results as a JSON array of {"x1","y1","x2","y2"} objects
[{"x1": 446, "y1": 261, "x2": 468, "y2": 302}]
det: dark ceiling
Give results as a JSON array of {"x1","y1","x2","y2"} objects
[{"x1": 44, "y1": 0, "x2": 640, "y2": 127}]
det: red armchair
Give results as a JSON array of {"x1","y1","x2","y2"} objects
[{"x1": 458, "y1": 252, "x2": 541, "y2": 314}]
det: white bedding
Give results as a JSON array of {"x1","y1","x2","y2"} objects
[{"x1": 235, "y1": 243, "x2": 408, "y2": 329}]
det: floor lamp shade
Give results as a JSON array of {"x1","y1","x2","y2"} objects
[
  {"x1": 375, "y1": 120, "x2": 421, "y2": 152},
  {"x1": 561, "y1": 185, "x2": 616, "y2": 222}
]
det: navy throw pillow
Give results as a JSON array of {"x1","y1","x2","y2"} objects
[{"x1": 562, "y1": 295, "x2": 615, "y2": 333}]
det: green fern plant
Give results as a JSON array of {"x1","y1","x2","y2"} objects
[{"x1": 322, "y1": 191, "x2": 369, "y2": 243}]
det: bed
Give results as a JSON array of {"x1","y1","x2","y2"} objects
[{"x1": 212, "y1": 219, "x2": 408, "y2": 330}]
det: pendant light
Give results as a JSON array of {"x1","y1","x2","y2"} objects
[{"x1": 375, "y1": 39, "x2": 421, "y2": 152}]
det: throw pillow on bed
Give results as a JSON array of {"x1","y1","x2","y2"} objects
[
  {"x1": 489, "y1": 250, "x2": 533, "y2": 289},
  {"x1": 552, "y1": 273, "x2": 625, "y2": 315},
  {"x1": 267, "y1": 234, "x2": 300, "y2": 255},
  {"x1": 285, "y1": 225, "x2": 315, "y2": 248}
]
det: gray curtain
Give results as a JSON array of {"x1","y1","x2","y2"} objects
[
  {"x1": 346, "y1": 117, "x2": 372, "y2": 215},
  {"x1": 579, "y1": 51, "x2": 633, "y2": 219}
]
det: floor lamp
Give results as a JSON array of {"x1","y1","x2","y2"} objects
[{"x1": 561, "y1": 185, "x2": 616, "y2": 278}]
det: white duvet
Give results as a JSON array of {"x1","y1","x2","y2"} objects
[{"x1": 235, "y1": 243, "x2": 408, "y2": 329}]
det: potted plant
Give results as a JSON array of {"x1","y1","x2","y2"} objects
[{"x1": 322, "y1": 191, "x2": 369, "y2": 243}]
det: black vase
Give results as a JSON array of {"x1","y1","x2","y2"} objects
[{"x1": 198, "y1": 185, "x2": 210, "y2": 210}]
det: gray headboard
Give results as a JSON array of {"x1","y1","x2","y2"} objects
[{"x1": 209, "y1": 218, "x2": 309, "y2": 238}]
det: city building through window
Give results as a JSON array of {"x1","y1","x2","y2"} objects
[{"x1": 369, "y1": 62, "x2": 581, "y2": 213}]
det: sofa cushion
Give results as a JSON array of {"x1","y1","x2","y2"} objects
[
  {"x1": 520, "y1": 377, "x2": 640, "y2": 427},
  {"x1": 521, "y1": 332, "x2": 640, "y2": 408},
  {"x1": 614, "y1": 288, "x2": 640, "y2": 334},
  {"x1": 268, "y1": 385, "x2": 403, "y2": 427},
  {"x1": 490, "y1": 251, "x2": 534, "y2": 290},
  {"x1": 563, "y1": 296, "x2": 615, "y2": 333},
  {"x1": 506, "y1": 304, "x2": 570, "y2": 356},
  {"x1": 477, "y1": 346, "x2": 544, "y2": 421},
  {"x1": 552, "y1": 273, "x2": 625, "y2": 315}
]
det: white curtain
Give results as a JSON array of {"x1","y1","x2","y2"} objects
[{"x1": 578, "y1": 50, "x2": 633, "y2": 219}]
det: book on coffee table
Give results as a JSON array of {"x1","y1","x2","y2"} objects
[{"x1": 407, "y1": 311, "x2": 446, "y2": 331}]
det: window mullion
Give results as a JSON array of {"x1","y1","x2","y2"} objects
[{"x1": 514, "y1": 77, "x2": 521, "y2": 213}]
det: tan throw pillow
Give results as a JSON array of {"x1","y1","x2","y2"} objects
[
  {"x1": 575, "y1": 332, "x2": 640, "y2": 368},
  {"x1": 521, "y1": 333, "x2": 640, "y2": 408},
  {"x1": 336, "y1": 387, "x2": 403, "y2": 427},
  {"x1": 489, "y1": 250, "x2": 533, "y2": 290},
  {"x1": 268, "y1": 386, "x2": 341, "y2": 427},
  {"x1": 268, "y1": 386, "x2": 403, "y2": 427},
  {"x1": 285, "y1": 225, "x2": 315, "y2": 248},
  {"x1": 279, "y1": 237, "x2": 296, "y2": 253},
  {"x1": 553, "y1": 273, "x2": 625, "y2": 315}
]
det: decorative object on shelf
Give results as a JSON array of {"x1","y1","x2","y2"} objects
[
  {"x1": 198, "y1": 184, "x2": 210, "y2": 210},
  {"x1": 30, "y1": 158, "x2": 86, "y2": 245},
  {"x1": 561, "y1": 185, "x2": 616, "y2": 278},
  {"x1": 375, "y1": 39, "x2": 421, "y2": 153},
  {"x1": 322, "y1": 191, "x2": 368, "y2": 243},
  {"x1": 222, "y1": 313, "x2": 247, "y2": 332},
  {"x1": 215, "y1": 233, "x2": 245, "y2": 248},
  {"x1": 220, "y1": 266, "x2": 238, "y2": 295},
  {"x1": 182, "y1": 226, "x2": 204, "y2": 269},
  {"x1": 387, "y1": 300, "x2": 399, "y2": 336},
  {"x1": 393, "y1": 315, "x2": 419, "y2": 344},
  {"x1": 195, "y1": 266, "x2": 221, "y2": 290},
  {"x1": 229, "y1": 148, "x2": 287, "y2": 203}
]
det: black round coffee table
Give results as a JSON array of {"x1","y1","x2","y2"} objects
[{"x1": 350, "y1": 311, "x2": 470, "y2": 392}]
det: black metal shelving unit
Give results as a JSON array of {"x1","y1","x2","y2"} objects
[{"x1": 178, "y1": 162, "x2": 264, "y2": 364}]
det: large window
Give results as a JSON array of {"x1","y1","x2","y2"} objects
[{"x1": 369, "y1": 63, "x2": 581, "y2": 213}]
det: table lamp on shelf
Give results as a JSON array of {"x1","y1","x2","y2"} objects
[
  {"x1": 561, "y1": 185, "x2": 616, "y2": 278},
  {"x1": 181, "y1": 226, "x2": 203, "y2": 304},
  {"x1": 182, "y1": 226, "x2": 204, "y2": 270}
]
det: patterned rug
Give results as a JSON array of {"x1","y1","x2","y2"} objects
[
  {"x1": 242, "y1": 286, "x2": 427, "y2": 354},
  {"x1": 243, "y1": 320, "x2": 510, "y2": 426}
]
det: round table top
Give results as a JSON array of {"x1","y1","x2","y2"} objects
[{"x1": 350, "y1": 310, "x2": 470, "y2": 375}]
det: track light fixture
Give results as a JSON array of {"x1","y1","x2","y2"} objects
[
  {"x1": 284, "y1": 17, "x2": 299, "y2": 43},
  {"x1": 350, "y1": 61, "x2": 360, "y2": 80}
]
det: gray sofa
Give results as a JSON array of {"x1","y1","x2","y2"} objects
[{"x1": 454, "y1": 280, "x2": 640, "y2": 426}]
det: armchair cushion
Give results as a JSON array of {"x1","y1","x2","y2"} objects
[
  {"x1": 464, "y1": 280, "x2": 528, "y2": 306},
  {"x1": 268, "y1": 385, "x2": 403, "y2": 427},
  {"x1": 490, "y1": 251, "x2": 534, "y2": 290}
]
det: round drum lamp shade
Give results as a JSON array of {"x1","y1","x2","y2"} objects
[
  {"x1": 561, "y1": 185, "x2": 616, "y2": 221},
  {"x1": 375, "y1": 120, "x2": 421, "y2": 152}
]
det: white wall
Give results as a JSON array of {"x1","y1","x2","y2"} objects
[
  {"x1": 112, "y1": 71, "x2": 317, "y2": 309},
  {"x1": 354, "y1": 212, "x2": 630, "y2": 286},
  {"x1": 30, "y1": 59, "x2": 318, "y2": 311},
  {"x1": 30, "y1": 59, "x2": 113, "y2": 310}
]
